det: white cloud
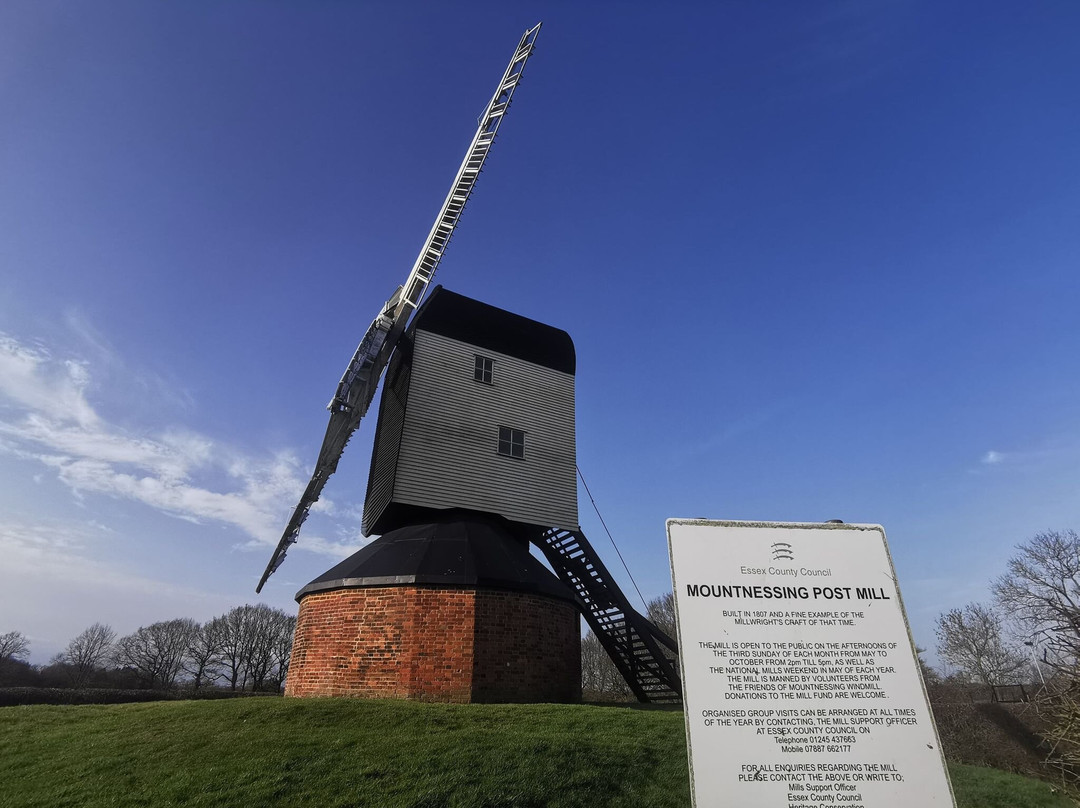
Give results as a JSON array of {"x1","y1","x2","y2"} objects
[
  {"x1": 0, "y1": 335, "x2": 98, "y2": 426},
  {"x1": 0, "y1": 332, "x2": 352, "y2": 555},
  {"x1": 981, "y1": 450, "x2": 1005, "y2": 465}
]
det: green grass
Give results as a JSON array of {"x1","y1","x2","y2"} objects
[
  {"x1": 0, "y1": 698, "x2": 1072, "y2": 807},
  {"x1": 0, "y1": 699, "x2": 687, "y2": 807},
  {"x1": 949, "y1": 762, "x2": 1074, "y2": 808}
]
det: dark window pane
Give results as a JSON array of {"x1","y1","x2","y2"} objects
[
  {"x1": 474, "y1": 355, "x2": 493, "y2": 384},
  {"x1": 498, "y1": 426, "x2": 525, "y2": 459}
]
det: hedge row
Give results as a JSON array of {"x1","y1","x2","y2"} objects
[{"x1": 0, "y1": 687, "x2": 281, "y2": 706}]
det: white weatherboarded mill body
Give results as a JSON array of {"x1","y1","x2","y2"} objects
[{"x1": 363, "y1": 287, "x2": 578, "y2": 537}]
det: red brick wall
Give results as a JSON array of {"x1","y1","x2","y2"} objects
[
  {"x1": 286, "y1": 585, "x2": 580, "y2": 703},
  {"x1": 473, "y1": 590, "x2": 581, "y2": 703}
]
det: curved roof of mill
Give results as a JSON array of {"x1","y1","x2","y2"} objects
[
  {"x1": 411, "y1": 286, "x2": 575, "y2": 374},
  {"x1": 296, "y1": 510, "x2": 577, "y2": 604}
]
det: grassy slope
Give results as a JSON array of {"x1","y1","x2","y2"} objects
[
  {"x1": 0, "y1": 699, "x2": 1072, "y2": 808},
  {"x1": 949, "y1": 762, "x2": 1074, "y2": 808}
]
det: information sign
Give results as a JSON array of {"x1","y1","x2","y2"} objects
[{"x1": 667, "y1": 519, "x2": 955, "y2": 808}]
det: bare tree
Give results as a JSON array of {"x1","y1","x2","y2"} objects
[
  {"x1": 935, "y1": 602, "x2": 1026, "y2": 685},
  {"x1": 646, "y1": 592, "x2": 677, "y2": 639},
  {"x1": 993, "y1": 530, "x2": 1080, "y2": 670},
  {"x1": 646, "y1": 591, "x2": 680, "y2": 678},
  {"x1": 211, "y1": 604, "x2": 296, "y2": 691},
  {"x1": 59, "y1": 623, "x2": 115, "y2": 687},
  {"x1": 915, "y1": 646, "x2": 942, "y2": 688},
  {"x1": 114, "y1": 619, "x2": 197, "y2": 689},
  {"x1": 268, "y1": 611, "x2": 297, "y2": 692},
  {"x1": 0, "y1": 631, "x2": 30, "y2": 663},
  {"x1": 182, "y1": 621, "x2": 222, "y2": 689},
  {"x1": 244, "y1": 604, "x2": 293, "y2": 691},
  {"x1": 212, "y1": 607, "x2": 252, "y2": 691},
  {"x1": 581, "y1": 628, "x2": 633, "y2": 700}
]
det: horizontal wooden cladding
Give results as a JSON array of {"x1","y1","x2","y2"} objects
[{"x1": 393, "y1": 330, "x2": 578, "y2": 530}]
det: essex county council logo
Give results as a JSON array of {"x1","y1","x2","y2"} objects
[{"x1": 770, "y1": 542, "x2": 794, "y2": 562}]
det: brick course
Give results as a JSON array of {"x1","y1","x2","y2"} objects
[{"x1": 286, "y1": 585, "x2": 580, "y2": 703}]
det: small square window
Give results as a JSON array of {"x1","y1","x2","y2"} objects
[
  {"x1": 498, "y1": 426, "x2": 525, "y2": 459},
  {"x1": 474, "y1": 355, "x2": 493, "y2": 384}
]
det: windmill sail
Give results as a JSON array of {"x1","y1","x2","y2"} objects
[{"x1": 256, "y1": 23, "x2": 542, "y2": 593}]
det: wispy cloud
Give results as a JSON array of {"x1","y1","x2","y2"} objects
[
  {"x1": 62, "y1": 308, "x2": 197, "y2": 413},
  {"x1": 0, "y1": 331, "x2": 352, "y2": 557},
  {"x1": 971, "y1": 441, "x2": 1080, "y2": 476},
  {"x1": 0, "y1": 335, "x2": 98, "y2": 426}
]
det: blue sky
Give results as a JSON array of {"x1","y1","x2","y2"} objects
[{"x1": 3, "y1": 2, "x2": 1079, "y2": 665}]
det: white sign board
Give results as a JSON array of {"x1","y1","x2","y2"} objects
[{"x1": 667, "y1": 519, "x2": 954, "y2": 808}]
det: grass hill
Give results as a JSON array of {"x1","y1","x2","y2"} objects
[{"x1": 0, "y1": 698, "x2": 1072, "y2": 807}]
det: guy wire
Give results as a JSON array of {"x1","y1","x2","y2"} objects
[{"x1": 576, "y1": 465, "x2": 648, "y2": 612}]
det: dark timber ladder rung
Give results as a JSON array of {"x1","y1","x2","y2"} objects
[{"x1": 533, "y1": 526, "x2": 682, "y2": 703}]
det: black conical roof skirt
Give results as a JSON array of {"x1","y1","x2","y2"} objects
[{"x1": 296, "y1": 511, "x2": 576, "y2": 604}]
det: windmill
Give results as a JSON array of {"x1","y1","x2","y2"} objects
[{"x1": 257, "y1": 24, "x2": 681, "y2": 703}]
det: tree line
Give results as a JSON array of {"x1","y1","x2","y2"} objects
[
  {"x1": 931, "y1": 529, "x2": 1080, "y2": 794},
  {"x1": 932, "y1": 529, "x2": 1080, "y2": 687},
  {"x1": 0, "y1": 603, "x2": 295, "y2": 692}
]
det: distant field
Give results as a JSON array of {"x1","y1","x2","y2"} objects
[{"x1": 0, "y1": 698, "x2": 1072, "y2": 807}]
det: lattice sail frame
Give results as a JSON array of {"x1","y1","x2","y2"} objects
[{"x1": 256, "y1": 24, "x2": 542, "y2": 593}]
